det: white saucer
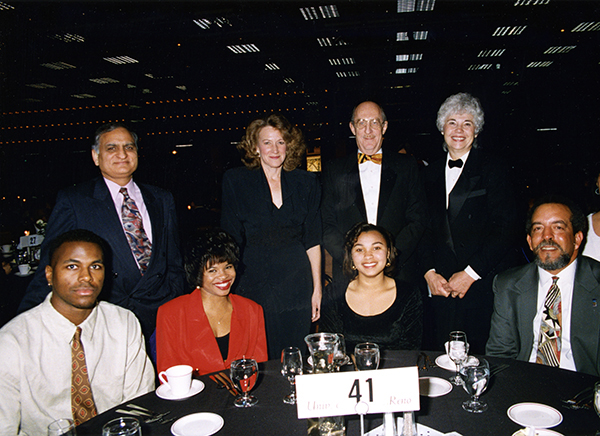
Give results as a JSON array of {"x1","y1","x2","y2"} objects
[
  {"x1": 419, "y1": 376, "x2": 453, "y2": 397},
  {"x1": 512, "y1": 429, "x2": 564, "y2": 436},
  {"x1": 15, "y1": 271, "x2": 34, "y2": 277},
  {"x1": 434, "y1": 354, "x2": 456, "y2": 371},
  {"x1": 507, "y1": 403, "x2": 563, "y2": 428},
  {"x1": 171, "y1": 412, "x2": 224, "y2": 436},
  {"x1": 157, "y1": 379, "x2": 204, "y2": 400}
]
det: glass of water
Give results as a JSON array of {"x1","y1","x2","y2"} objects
[
  {"x1": 460, "y1": 358, "x2": 490, "y2": 413},
  {"x1": 47, "y1": 418, "x2": 75, "y2": 436},
  {"x1": 354, "y1": 342, "x2": 380, "y2": 371},
  {"x1": 102, "y1": 417, "x2": 141, "y2": 435}
]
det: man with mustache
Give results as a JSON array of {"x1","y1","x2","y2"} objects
[{"x1": 486, "y1": 197, "x2": 600, "y2": 376}]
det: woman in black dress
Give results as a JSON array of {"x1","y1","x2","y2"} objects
[
  {"x1": 221, "y1": 113, "x2": 322, "y2": 359},
  {"x1": 321, "y1": 222, "x2": 422, "y2": 352}
]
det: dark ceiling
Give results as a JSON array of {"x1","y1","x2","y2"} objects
[{"x1": 1, "y1": 1, "x2": 600, "y2": 230}]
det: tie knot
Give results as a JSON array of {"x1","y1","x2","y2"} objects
[
  {"x1": 448, "y1": 159, "x2": 463, "y2": 169},
  {"x1": 358, "y1": 153, "x2": 382, "y2": 165},
  {"x1": 73, "y1": 326, "x2": 82, "y2": 342},
  {"x1": 119, "y1": 187, "x2": 129, "y2": 198}
]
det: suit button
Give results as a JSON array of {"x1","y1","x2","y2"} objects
[{"x1": 113, "y1": 272, "x2": 118, "y2": 278}]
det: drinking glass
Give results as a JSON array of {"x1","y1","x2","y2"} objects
[
  {"x1": 447, "y1": 331, "x2": 469, "y2": 385},
  {"x1": 281, "y1": 347, "x2": 303, "y2": 404},
  {"x1": 47, "y1": 418, "x2": 75, "y2": 436},
  {"x1": 354, "y1": 342, "x2": 380, "y2": 371},
  {"x1": 460, "y1": 358, "x2": 490, "y2": 413},
  {"x1": 102, "y1": 417, "x2": 141, "y2": 436},
  {"x1": 594, "y1": 381, "x2": 600, "y2": 418},
  {"x1": 230, "y1": 358, "x2": 259, "y2": 407},
  {"x1": 333, "y1": 334, "x2": 350, "y2": 371}
]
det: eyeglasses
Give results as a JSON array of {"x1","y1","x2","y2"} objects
[{"x1": 353, "y1": 118, "x2": 385, "y2": 130}]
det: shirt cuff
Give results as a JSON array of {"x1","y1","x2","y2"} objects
[{"x1": 464, "y1": 265, "x2": 481, "y2": 281}]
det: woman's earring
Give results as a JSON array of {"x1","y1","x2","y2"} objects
[
  {"x1": 351, "y1": 264, "x2": 356, "y2": 270},
  {"x1": 386, "y1": 258, "x2": 391, "y2": 267},
  {"x1": 595, "y1": 187, "x2": 599, "y2": 196}
]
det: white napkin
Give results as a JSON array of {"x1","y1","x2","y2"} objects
[{"x1": 364, "y1": 422, "x2": 462, "y2": 436}]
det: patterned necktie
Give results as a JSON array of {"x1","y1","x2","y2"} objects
[
  {"x1": 536, "y1": 276, "x2": 562, "y2": 367},
  {"x1": 358, "y1": 153, "x2": 382, "y2": 165},
  {"x1": 71, "y1": 327, "x2": 97, "y2": 425},
  {"x1": 120, "y1": 187, "x2": 152, "y2": 273}
]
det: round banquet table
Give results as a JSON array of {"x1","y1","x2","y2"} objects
[{"x1": 76, "y1": 350, "x2": 599, "y2": 436}]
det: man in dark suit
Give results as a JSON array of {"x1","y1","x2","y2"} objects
[
  {"x1": 321, "y1": 101, "x2": 427, "y2": 293},
  {"x1": 19, "y1": 123, "x2": 185, "y2": 340},
  {"x1": 487, "y1": 197, "x2": 600, "y2": 377},
  {"x1": 419, "y1": 93, "x2": 519, "y2": 353}
]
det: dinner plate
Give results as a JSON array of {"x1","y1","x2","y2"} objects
[
  {"x1": 507, "y1": 403, "x2": 563, "y2": 428},
  {"x1": 171, "y1": 412, "x2": 224, "y2": 436},
  {"x1": 418, "y1": 377, "x2": 452, "y2": 397},
  {"x1": 434, "y1": 354, "x2": 456, "y2": 372},
  {"x1": 512, "y1": 429, "x2": 564, "y2": 436},
  {"x1": 157, "y1": 379, "x2": 204, "y2": 400}
]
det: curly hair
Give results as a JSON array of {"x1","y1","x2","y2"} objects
[
  {"x1": 184, "y1": 228, "x2": 240, "y2": 289},
  {"x1": 236, "y1": 113, "x2": 306, "y2": 172},
  {"x1": 436, "y1": 93, "x2": 484, "y2": 152},
  {"x1": 342, "y1": 222, "x2": 397, "y2": 280}
]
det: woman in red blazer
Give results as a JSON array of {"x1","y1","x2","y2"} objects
[{"x1": 156, "y1": 229, "x2": 268, "y2": 375}]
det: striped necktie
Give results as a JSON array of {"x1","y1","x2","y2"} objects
[{"x1": 536, "y1": 276, "x2": 562, "y2": 367}]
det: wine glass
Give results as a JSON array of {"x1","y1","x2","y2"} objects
[
  {"x1": 230, "y1": 358, "x2": 259, "y2": 407},
  {"x1": 333, "y1": 334, "x2": 350, "y2": 371},
  {"x1": 447, "y1": 331, "x2": 469, "y2": 385},
  {"x1": 47, "y1": 418, "x2": 75, "y2": 436},
  {"x1": 281, "y1": 347, "x2": 303, "y2": 404},
  {"x1": 354, "y1": 342, "x2": 380, "y2": 371},
  {"x1": 460, "y1": 358, "x2": 490, "y2": 413}
]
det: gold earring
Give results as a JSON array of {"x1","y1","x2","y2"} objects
[
  {"x1": 386, "y1": 258, "x2": 391, "y2": 267},
  {"x1": 351, "y1": 264, "x2": 356, "y2": 270}
]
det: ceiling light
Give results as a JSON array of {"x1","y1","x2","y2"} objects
[
  {"x1": 227, "y1": 44, "x2": 260, "y2": 54},
  {"x1": 265, "y1": 63, "x2": 280, "y2": 70},
  {"x1": 0, "y1": 2, "x2": 14, "y2": 10},
  {"x1": 176, "y1": 85, "x2": 187, "y2": 91},
  {"x1": 397, "y1": 32, "x2": 409, "y2": 41},
  {"x1": 104, "y1": 56, "x2": 139, "y2": 64},
  {"x1": 503, "y1": 81, "x2": 519, "y2": 86},
  {"x1": 398, "y1": 0, "x2": 435, "y2": 13},
  {"x1": 41, "y1": 61, "x2": 76, "y2": 70},
  {"x1": 317, "y1": 37, "x2": 348, "y2": 47},
  {"x1": 284, "y1": 78, "x2": 294, "y2": 83},
  {"x1": 336, "y1": 71, "x2": 359, "y2": 77},
  {"x1": 328, "y1": 58, "x2": 355, "y2": 65},
  {"x1": 544, "y1": 46, "x2": 576, "y2": 54},
  {"x1": 493, "y1": 26, "x2": 527, "y2": 36},
  {"x1": 413, "y1": 31, "x2": 428, "y2": 40},
  {"x1": 571, "y1": 22, "x2": 600, "y2": 32},
  {"x1": 395, "y1": 68, "x2": 418, "y2": 74},
  {"x1": 300, "y1": 5, "x2": 339, "y2": 20},
  {"x1": 89, "y1": 77, "x2": 120, "y2": 84},
  {"x1": 526, "y1": 61, "x2": 553, "y2": 68},
  {"x1": 468, "y1": 64, "x2": 493, "y2": 70},
  {"x1": 193, "y1": 18, "x2": 211, "y2": 29},
  {"x1": 478, "y1": 49, "x2": 505, "y2": 57},
  {"x1": 537, "y1": 127, "x2": 557, "y2": 131},
  {"x1": 26, "y1": 83, "x2": 56, "y2": 89},
  {"x1": 514, "y1": 0, "x2": 549, "y2": 5},
  {"x1": 71, "y1": 94, "x2": 96, "y2": 99},
  {"x1": 52, "y1": 33, "x2": 84, "y2": 43}
]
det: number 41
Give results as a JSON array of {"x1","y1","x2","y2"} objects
[{"x1": 348, "y1": 378, "x2": 373, "y2": 403}]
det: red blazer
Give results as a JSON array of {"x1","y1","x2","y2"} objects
[{"x1": 156, "y1": 290, "x2": 268, "y2": 375}]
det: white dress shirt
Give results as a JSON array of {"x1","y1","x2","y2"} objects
[
  {"x1": 0, "y1": 294, "x2": 155, "y2": 436},
  {"x1": 528, "y1": 260, "x2": 577, "y2": 371},
  {"x1": 583, "y1": 213, "x2": 600, "y2": 262},
  {"x1": 358, "y1": 149, "x2": 383, "y2": 225}
]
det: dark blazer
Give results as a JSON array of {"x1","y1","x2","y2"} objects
[
  {"x1": 321, "y1": 151, "x2": 427, "y2": 287},
  {"x1": 419, "y1": 148, "x2": 519, "y2": 352},
  {"x1": 19, "y1": 177, "x2": 186, "y2": 338},
  {"x1": 486, "y1": 257, "x2": 600, "y2": 377}
]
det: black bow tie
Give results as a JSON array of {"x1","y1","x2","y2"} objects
[{"x1": 448, "y1": 159, "x2": 463, "y2": 169}]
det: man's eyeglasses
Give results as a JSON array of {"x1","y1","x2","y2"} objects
[{"x1": 353, "y1": 119, "x2": 385, "y2": 130}]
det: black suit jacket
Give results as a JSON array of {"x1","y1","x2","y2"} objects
[
  {"x1": 19, "y1": 177, "x2": 185, "y2": 338},
  {"x1": 321, "y1": 151, "x2": 427, "y2": 286},
  {"x1": 420, "y1": 148, "x2": 519, "y2": 279},
  {"x1": 486, "y1": 257, "x2": 600, "y2": 377}
]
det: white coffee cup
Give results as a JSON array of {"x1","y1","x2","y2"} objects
[
  {"x1": 1, "y1": 244, "x2": 11, "y2": 253},
  {"x1": 158, "y1": 364, "x2": 192, "y2": 396},
  {"x1": 18, "y1": 264, "x2": 31, "y2": 275}
]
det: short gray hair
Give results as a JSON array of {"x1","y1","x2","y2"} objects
[
  {"x1": 436, "y1": 93, "x2": 485, "y2": 135},
  {"x1": 91, "y1": 123, "x2": 138, "y2": 153}
]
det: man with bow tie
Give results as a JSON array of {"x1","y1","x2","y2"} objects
[
  {"x1": 418, "y1": 93, "x2": 519, "y2": 354},
  {"x1": 321, "y1": 101, "x2": 428, "y2": 296}
]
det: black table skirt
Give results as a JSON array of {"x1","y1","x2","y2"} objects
[{"x1": 77, "y1": 350, "x2": 599, "y2": 436}]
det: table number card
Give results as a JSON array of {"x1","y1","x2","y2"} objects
[{"x1": 295, "y1": 367, "x2": 420, "y2": 419}]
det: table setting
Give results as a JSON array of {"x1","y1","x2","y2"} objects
[{"x1": 75, "y1": 331, "x2": 600, "y2": 436}]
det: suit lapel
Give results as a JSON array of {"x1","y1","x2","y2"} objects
[
  {"x1": 447, "y1": 149, "x2": 481, "y2": 223},
  {"x1": 342, "y1": 154, "x2": 367, "y2": 221},
  {"x1": 571, "y1": 259, "x2": 600, "y2": 371},
  {"x1": 514, "y1": 264, "x2": 539, "y2": 358},
  {"x1": 377, "y1": 154, "x2": 396, "y2": 224},
  {"x1": 140, "y1": 183, "x2": 162, "y2": 271}
]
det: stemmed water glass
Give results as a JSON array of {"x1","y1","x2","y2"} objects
[
  {"x1": 281, "y1": 347, "x2": 303, "y2": 404},
  {"x1": 460, "y1": 358, "x2": 490, "y2": 413},
  {"x1": 354, "y1": 342, "x2": 380, "y2": 371},
  {"x1": 447, "y1": 331, "x2": 469, "y2": 385},
  {"x1": 230, "y1": 358, "x2": 259, "y2": 407}
]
